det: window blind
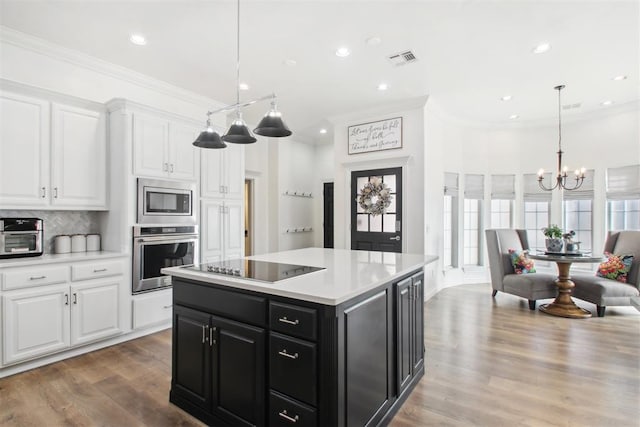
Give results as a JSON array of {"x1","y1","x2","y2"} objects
[
  {"x1": 491, "y1": 174, "x2": 515, "y2": 200},
  {"x1": 444, "y1": 172, "x2": 459, "y2": 196},
  {"x1": 563, "y1": 169, "x2": 594, "y2": 200},
  {"x1": 464, "y1": 174, "x2": 484, "y2": 199},
  {"x1": 606, "y1": 164, "x2": 640, "y2": 200},
  {"x1": 523, "y1": 173, "x2": 552, "y2": 202}
]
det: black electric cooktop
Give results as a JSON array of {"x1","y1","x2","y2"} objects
[{"x1": 184, "y1": 259, "x2": 325, "y2": 283}]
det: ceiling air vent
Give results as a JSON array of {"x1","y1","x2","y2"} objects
[
  {"x1": 387, "y1": 50, "x2": 418, "y2": 66},
  {"x1": 562, "y1": 103, "x2": 582, "y2": 110}
]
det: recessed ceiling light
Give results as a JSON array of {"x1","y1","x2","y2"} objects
[
  {"x1": 239, "y1": 82, "x2": 249, "y2": 91},
  {"x1": 509, "y1": 114, "x2": 519, "y2": 120},
  {"x1": 378, "y1": 83, "x2": 388, "y2": 91},
  {"x1": 601, "y1": 100, "x2": 614, "y2": 106},
  {"x1": 283, "y1": 59, "x2": 297, "y2": 67},
  {"x1": 319, "y1": 128, "x2": 327, "y2": 134},
  {"x1": 366, "y1": 36, "x2": 382, "y2": 46},
  {"x1": 129, "y1": 33, "x2": 147, "y2": 46},
  {"x1": 532, "y1": 43, "x2": 551, "y2": 54},
  {"x1": 335, "y1": 47, "x2": 351, "y2": 58},
  {"x1": 501, "y1": 95, "x2": 512, "y2": 102},
  {"x1": 612, "y1": 75, "x2": 628, "y2": 81}
]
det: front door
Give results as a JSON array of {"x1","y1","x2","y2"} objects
[{"x1": 351, "y1": 167, "x2": 402, "y2": 252}]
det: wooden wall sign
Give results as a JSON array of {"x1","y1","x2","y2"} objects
[{"x1": 348, "y1": 117, "x2": 402, "y2": 155}]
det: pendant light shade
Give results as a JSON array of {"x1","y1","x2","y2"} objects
[
  {"x1": 193, "y1": 129, "x2": 226, "y2": 149},
  {"x1": 254, "y1": 103, "x2": 292, "y2": 137},
  {"x1": 222, "y1": 117, "x2": 257, "y2": 144}
]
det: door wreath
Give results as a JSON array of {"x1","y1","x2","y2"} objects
[{"x1": 356, "y1": 176, "x2": 392, "y2": 216}]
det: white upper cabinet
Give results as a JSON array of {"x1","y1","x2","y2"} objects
[
  {"x1": 201, "y1": 143, "x2": 244, "y2": 199},
  {"x1": 0, "y1": 87, "x2": 107, "y2": 210},
  {"x1": 133, "y1": 113, "x2": 198, "y2": 181},
  {"x1": 51, "y1": 103, "x2": 106, "y2": 208},
  {"x1": 0, "y1": 92, "x2": 50, "y2": 207}
]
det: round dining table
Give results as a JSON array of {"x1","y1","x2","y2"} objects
[{"x1": 528, "y1": 252, "x2": 604, "y2": 319}]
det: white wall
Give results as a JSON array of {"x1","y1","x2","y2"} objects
[
  {"x1": 244, "y1": 135, "x2": 270, "y2": 256},
  {"x1": 331, "y1": 98, "x2": 428, "y2": 255}
]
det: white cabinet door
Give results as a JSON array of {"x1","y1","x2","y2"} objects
[
  {"x1": 2, "y1": 284, "x2": 70, "y2": 365},
  {"x1": 168, "y1": 122, "x2": 198, "y2": 180},
  {"x1": 225, "y1": 144, "x2": 244, "y2": 200},
  {"x1": 132, "y1": 287, "x2": 172, "y2": 330},
  {"x1": 0, "y1": 92, "x2": 50, "y2": 207},
  {"x1": 200, "y1": 144, "x2": 244, "y2": 199},
  {"x1": 70, "y1": 279, "x2": 121, "y2": 346},
  {"x1": 51, "y1": 104, "x2": 107, "y2": 208},
  {"x1": 133, "y1": 113, "x2": 169, "y2": 178},
  {"x1": 201, "y1": 148, "x2": 225, "y2": 198},
  {"x1": 224, "y1": 200, "x2": 244, "y2": 260},
  {"x1": 201, "y1": 199, "x2": 224, "y2": 263}
]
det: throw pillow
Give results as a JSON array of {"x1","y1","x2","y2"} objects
[
  {"x1": 509, "y1": 249, "x2": 536, "y2": 274},
  {"x1": 596, "y1": 253, "x2": 634, "y2": 283}
]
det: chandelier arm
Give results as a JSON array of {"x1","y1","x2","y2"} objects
[
  {"x1": 538, "y1": 175, "x2": 560, "y2": 191},
  {"x1": 559, "y1": 176, "x2": 585, "y2": 191},
  {"x1": 207, "y1": 93, "x2": 277, "y2": 116}
]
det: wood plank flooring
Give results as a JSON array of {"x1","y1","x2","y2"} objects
[{"x1": 1, "y1": 283, "x2": 638, "y2": 426}]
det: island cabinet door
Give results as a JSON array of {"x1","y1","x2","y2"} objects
[
  {"x1": 396, "y1": 277, "x2": 414, "y2": 395},
  {"x1": 210, "y1": 315, "x2": 266, "y2": 427},
  {"x1": 172, "y1": 306, "x2": 211, "y2": 409},
  {"x1": 411, "y1": 272, "x2": 425, "y2": 373}
]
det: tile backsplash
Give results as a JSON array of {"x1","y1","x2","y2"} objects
[{"x1": 0, "y1": 210, "x2": 101, "y2": 254}]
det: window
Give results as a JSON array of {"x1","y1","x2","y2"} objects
[
  {"x1": 523, "y1": 173, "x2": 551, "y2": 251},
  {"x1": 563, "y1": 170, "x2": 594, "y2": 263},
  {"x1": 606, "y1": 165, "x2": 640, "y2": 231},
  {"x1": 463, "y1": 174, "x2": 483, "y2": 266},
  {"x1": 443, "y1": 172, "x2": 459, "y2": 268},
  {"x1": 490, "y1": 174, "x2": 515, "y2": 229}
]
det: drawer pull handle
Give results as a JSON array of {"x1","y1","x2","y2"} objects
[
  {"x1": 278, "y1": 410, "x2": 299, "y2": 423},
  {"x1": 163, "y1": 305, "x2": 173, "y2": 309},
  {"x1": 278, "y1": 349, "x2": 299, "y2": 360},
  {"x1": 278, "y1": 317, "x2": 299, "y2": 325},
  {"x1": 30, "y1": 275, "x2": 46, "y2": 280},
  {"x1": 93, "y1": 268, "x2": 108, "y2": 273},
  {"x1": 202, "y1": 325, "x2": 206, "y2": 344}
]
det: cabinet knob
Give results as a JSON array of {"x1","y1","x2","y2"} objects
[
  {"x1": 54, "y1": 187, "x2": 58, "y2": 198},
  {"x1": 278, "y1": 410, "x2": 299, "y2": 423},
  {"x1": 41, "y1": 187, "x2": 46, "y2": 198}
]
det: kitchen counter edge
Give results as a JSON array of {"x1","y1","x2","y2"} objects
[{"x1": 0, "y1": 251, "x2": 127, "y2": 268}]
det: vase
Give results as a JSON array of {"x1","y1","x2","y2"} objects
[{"x1": 545, "y1": 238, "x2": 563, "y2": 252}]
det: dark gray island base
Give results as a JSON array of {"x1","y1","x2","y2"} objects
[{"x1": 169, "y1": 268, "x2": 425, "y2": 426}]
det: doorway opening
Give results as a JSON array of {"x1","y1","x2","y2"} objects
[
  {"x1": 323, "y1": 182, "x2": 334, "y2": 248},
  {"x1": 244, "y1": 179, "x2": 253, "y2": 256}
]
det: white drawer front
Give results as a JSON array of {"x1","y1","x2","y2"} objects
[
  {"x1": 72, "y1": 260, "x2": 124, "y2": 281},
  {"x1": 132, "y1": 289, "x2": 173, "y2": 330},
  {"x1": 2, "y1": 265, "x2": 69, "y2": 290}
]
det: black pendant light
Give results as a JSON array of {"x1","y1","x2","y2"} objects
[
  {"x1": 254, "y1": 98, "x2": 292, "y2": 137},
  {"x1": 193, "y1": 113, "x2": 227, "y2": 149}
]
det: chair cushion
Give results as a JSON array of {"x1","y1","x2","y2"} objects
[
  {"x1": 611, "y1": 231, "x2": 640, "y2": 287},
  {"x1": 509, "y1": 249, "x2": 536, "y2": 274},
  {"x1": 572, "y1": 272, "x2": 640, "y2": 305},
  {"x1": 596, "y1": 253, "x2": 633, "y2": 283},
  {"x1": 503, "y1": 273, "x2": 557, "y2": 300}
]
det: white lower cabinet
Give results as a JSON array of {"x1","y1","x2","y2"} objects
[
  {"x1": 1, "y1": 258, "x2": 125, "y2": 366},
  {"x1": 200, "y1": 199, "x2": 244, "y2": 263},
  {"x1": 132, "y1": 287, "x2": 173, "y2": 330}
]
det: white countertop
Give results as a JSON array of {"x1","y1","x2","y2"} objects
[
  {"x1": 0, "y1": 251, "x2": 127, "y2": 268},
  {"x1": 162, "y1": 247, "x2": 438, "y2": 305}
]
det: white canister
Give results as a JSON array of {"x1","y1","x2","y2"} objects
[
  {"x1": 86, "y1": 234, "x2": 101, "y2": 252},
  {"x1": 71, "y1": 234, "x2": 87, "y2": 253},
  {"x1": 54, "y1": 235, "x2": 71, "y2": 254}
]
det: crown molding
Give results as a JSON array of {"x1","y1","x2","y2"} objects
[
  {"x1": 0, "y1": 26, "x2": 225, "y2": 112},
  {"x1": 0, "y1": 78, "x2": 106, "y2": 112}
]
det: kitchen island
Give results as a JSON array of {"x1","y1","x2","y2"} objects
[{"x1": 162, "y1": 248, "x2": 437, "y2": 427}]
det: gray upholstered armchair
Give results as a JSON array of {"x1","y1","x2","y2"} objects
[
  {"x1": 571, "y1": 230, "x2": 640, "y2": 317},
  {"x1": 485, "y1": 229, "x2": 557, "y2": 310}
]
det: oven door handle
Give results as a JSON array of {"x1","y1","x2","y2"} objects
[{"x1": 136, "y1": 235, "x2": 199, "y2": 244}]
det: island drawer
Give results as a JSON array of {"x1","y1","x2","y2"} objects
[
  {"x1": 269, "y1": 390, "x2": 317, "y2": 427},
  {"x1": 269, "y1": 332, "x2": 317, "y2": 406},
  {"x1": 270, "y1": 301, "x2": 317, "y2": 341},
  {"x1": 173, "y1": 278, "x2": 267, "y2": 327}
]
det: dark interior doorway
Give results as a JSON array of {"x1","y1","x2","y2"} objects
[{"x1": 323, "y1": 182, "x2": 334, "y2": 248}]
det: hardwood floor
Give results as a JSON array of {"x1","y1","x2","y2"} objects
[{"x1": 1, "y1": 283, "x2": 638, "y2": 426}]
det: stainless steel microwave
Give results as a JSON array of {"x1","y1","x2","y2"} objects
[{"x1": 137, "y1": 178, "x2": 196, "y2": 225}]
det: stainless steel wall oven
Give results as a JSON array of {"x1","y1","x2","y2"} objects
[{"x1": 132, "y1": 225, "x2": 198, "y2": 294}]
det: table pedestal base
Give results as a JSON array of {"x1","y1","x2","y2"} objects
[{"x1": 539, "y1": 263, "x2": 592, "y2": 319}]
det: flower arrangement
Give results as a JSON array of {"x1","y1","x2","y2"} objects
[
  {"x1": 541, "y1": 224, "x2": 562, "y2": 239},
  {"x1": 356, "y1": 176, "x2": 392, "y2": 216}
]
